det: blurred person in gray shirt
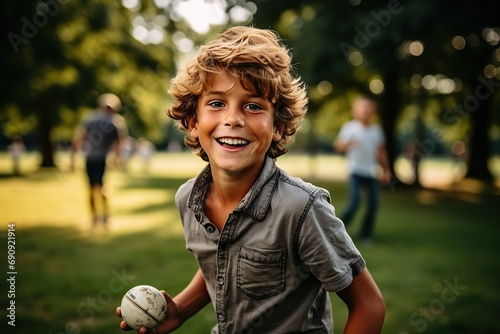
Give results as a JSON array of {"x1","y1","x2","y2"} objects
[{"x1": 70, "y1": 93, "x2": 128, "y2": 229}]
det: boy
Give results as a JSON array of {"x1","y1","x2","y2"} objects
[
  {"x1": 334, "y1": 95, "x2": 391, "y2": 243},
  {"x1": 117, "y1": 26, "x2": 385, "y2": 333},
  {"x1": 70, "y1": 93, "x2": 128, "y2": 228}
]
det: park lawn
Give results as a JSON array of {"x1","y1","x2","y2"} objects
[{"x1": 0, "y1": 152, "x2": 499, "y2": 334}]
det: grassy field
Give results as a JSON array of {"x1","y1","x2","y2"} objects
[{"x1": 1, "y1": 152, "x2": 499, "y2": 334}]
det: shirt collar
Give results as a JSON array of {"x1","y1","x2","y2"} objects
[{"x1": 187, "y1": 156, "x2": 280, "y2": 222}]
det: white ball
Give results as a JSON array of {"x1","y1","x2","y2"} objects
[{"x1": 121, "y1": 285, "x2": 167, "y2": 330}]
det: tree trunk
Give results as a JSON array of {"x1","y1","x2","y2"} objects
[
  {"x1": 37, "y1": 107, "x2": 56, "y2": 168},
  {"x1": 381, "y1": 71, "x2": 402, "y2": 189},
  {"x1": 465, "y1": 94, "x2": 493, "y2": 181},
  {"x1": 411, "y1": 87, "x2": 428, "y2": 187},
  {"x1": 380, "y1": 73, "x2": 398, "y2": 171}
]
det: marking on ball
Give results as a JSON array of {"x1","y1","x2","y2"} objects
[{"x1": 124, "y1": 293, "x2": 164, "y2": 325}]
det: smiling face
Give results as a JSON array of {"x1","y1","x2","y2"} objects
[{"x1": 188, "y1": 70, "x2": 282, "y2": 177}]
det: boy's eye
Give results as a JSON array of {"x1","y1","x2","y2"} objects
[
  {"x1": 208, "y1": 101, "x2": 225, "y2": 108},
  {"x1": 245, "y1": 103, "x2": 262, "y2": 111}
]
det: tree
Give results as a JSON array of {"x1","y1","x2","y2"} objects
[
  {"x1": 1, "y1": 0, "x2": 172, "y2": 167},
  {"x1": 251, "y1": 0, "x2": 500, "y2": 183}
]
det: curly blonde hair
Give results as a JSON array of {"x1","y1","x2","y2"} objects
[{"x1": 166, "y1": 26, "x2": 308, "y2": 161}]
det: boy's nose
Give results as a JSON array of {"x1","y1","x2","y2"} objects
[{"x1": 223, "y1": 106, "x2": 244, "y2": 127}]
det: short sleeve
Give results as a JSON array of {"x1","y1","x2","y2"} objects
[
  {"x1": 374, "y1": 124, "x2": 385, "y2": 146},
  {"x1": 337, "y1": 121, "x2": 353, "y2": 142},
  {"x1": 297, "y1": 189, "x2": 366, "y2": 292}
]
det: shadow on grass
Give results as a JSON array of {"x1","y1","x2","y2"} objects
[
  {"x1": 0, "y1": 166, "x2": 69, "y2": 180},
  {"x1": 12, "y1": 224, "x2": 215, "y2": 334}
]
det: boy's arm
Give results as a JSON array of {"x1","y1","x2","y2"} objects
[
  {"x1": 333, "y1": 139, "x2": 348, "y2": 154},
  {"x1": 334, "y1": 137, "x2": 358, "y2": 154},
  {"x1": 336, "y1": 268, "x2": 386, "y2": 334},
  {"x1": 170, "y1": 268, "x2": 211, "y2": 326},
  {"x1": 333, "y1": 125, "x2": 349, "y2": 154},
  {"x1": 118, "y1": 269, "x2": 211, "y2": 334},
  {"x1": 334, "y1": 128, "x2": 357, "y2": 154}
]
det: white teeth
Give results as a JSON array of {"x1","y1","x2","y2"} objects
[{"x1": 218, "y1": 138, "x2": 249, "y2": 146}]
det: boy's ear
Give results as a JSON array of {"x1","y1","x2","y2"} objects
[
  {"x1": 273, "y1": 124, "x2": 284, "y2": 142},
  {"x1": 188, "y1": 116, "x2": 199, "y2": 139}
]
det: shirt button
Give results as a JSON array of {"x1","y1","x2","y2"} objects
[
  {"x1": 217, "y1": 313, "x2": 225, "y2": 322},
  {"x1": 205, "y1": 224, "x2": 216, "y2": 233},
  {"x1": 217, "y1": 276, "x2": 225, "y2": 286}
]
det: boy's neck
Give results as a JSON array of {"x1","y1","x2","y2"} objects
[
  {"x1": 357, "y1": 118, "x2": 372, "y2": 127},
  {"x1": 209, "y1": 166, "x2": 259, "y2": 203},
  {"x1": 204, "y1": 163, "x2": 262, "y2": 230}
]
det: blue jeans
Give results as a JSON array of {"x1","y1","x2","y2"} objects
[{"x1": 341, "y1": 173, "x2": 380, "y2": 240}]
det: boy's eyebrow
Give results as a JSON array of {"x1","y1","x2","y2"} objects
[
  {"x1": 203, "y1": 90, "x2": 265, "y2": 100},
  {"x1": 204, "y1": 90, "x2": 227, "y2": 96}
]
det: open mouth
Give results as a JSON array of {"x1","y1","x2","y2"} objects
[{"x1": 216, "y1": 138, "x2": 249, "y2": 147}]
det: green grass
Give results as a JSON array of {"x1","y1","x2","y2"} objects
[{"x1": 0, "y1": 152, "x2": 499, "y2": 334}]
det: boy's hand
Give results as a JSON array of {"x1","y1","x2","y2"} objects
[
  {"x1": 380, "y1": 170, "x2": 392, "y2": 186},
  {"x1": 116, "y1": 291, "x2": 182, "y2": 334},
  {"x1": 334, "y1": 139, "x2": 358, "y2": 154}
]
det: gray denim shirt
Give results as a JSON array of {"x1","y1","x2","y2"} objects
[{"x1": 175, "y1": 157, "x2": 366, "y2": 334}]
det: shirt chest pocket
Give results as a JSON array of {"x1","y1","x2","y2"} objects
[{"x1": 237, "y1": 245, "x2": 287, "y2": 299}]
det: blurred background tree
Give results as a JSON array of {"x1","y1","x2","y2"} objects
[
  {"x1": 250, "y1": 0, "x2": 500, "y2": 184},
  {"x1": 1, "y1": 0, "x2": 174, "y2": 167},
  {"x1": 1, "y1": 0, "x2": 499, "y2": 184}
]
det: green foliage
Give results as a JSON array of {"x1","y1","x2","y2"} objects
[
  {"x1": 1, "y1": 0, "x2": 499, "y2": 172},
  {"x1": 1, "y1": 0, "x2": 173, "y2": 162},
  {"x1": 250, "y1": 0, "x2": 500, "y2": 180}
]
